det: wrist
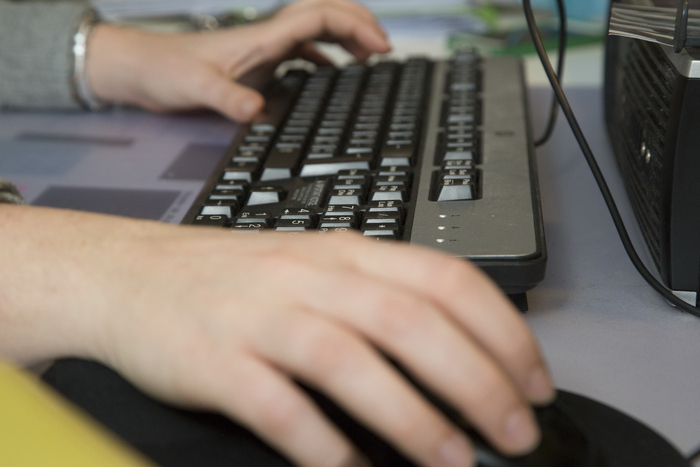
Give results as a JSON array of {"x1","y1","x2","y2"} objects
[{"x1": 85, "y1": 23, "x2": 146, "y2": 106}]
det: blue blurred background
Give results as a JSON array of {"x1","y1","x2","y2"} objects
[{"x1": 531, "y1": 0, "x2": 609, "y2": 20}]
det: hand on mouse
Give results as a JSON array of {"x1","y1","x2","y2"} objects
[
  {"x1": 0, "y1": 205, "x2": 555, "y2": 467},
  {"x1": 84, "y1": 0, "x2": 391, "y2": 122}
]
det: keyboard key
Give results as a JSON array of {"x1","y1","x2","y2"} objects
[
  {"x1": 300, "y1": 156, "x2": 373, "y2": 177},
  {"x1": 374, "y1": 175, "x2": 410, "y2": 185},
  {"x1": 327, "y1": 188, "x2": 365, "y2": 206},
  {"x1": 318, "y1": 215, "x2": 358, "y2": 229},
  {"x1": 247, "y1": 186, "x2": 286, "y2": 206},
  {"x1": 201, "y1": 205, "x2": 235, "y2": 217},
  {"x1": 261, "y1": 145, "x2": 303, "y2": 181},
  {"x1": 275, "y1": 218, "x2": 314, "y2": 231},
  {"x1": 235, "y1": 211, "x2": 274, "y2": 227},
  {"x1": 443, "y1": 150, "x2": 475, "y2": 162},
  {"x1": 447, "y1": 114, "x2": 475, "y2": 124},
  {"x1": 318, "y1": 226, "x2": 355, "y2": 234},
  {"x1": 209, "y1": 193, "x2": 244, "y2": 203},
  {"x1": 283, "y1": 126, "x2": 311, "y2": 135},
  {"x1": 237, "y1": 145, "x2": 266, "y2": 153},
  {"x1": 367, "y1": 205, "x2": 404, "y2": 223},
  {"x1": 318, "y1": 128, "x2": 343, "y2": 135},
  {"x1": 447, "y1": 131, "x2": 476, "y2": 140},
  {"x1": 441, "y1": 168, "x2": 476, "y2": 181},
  {"x1": 446, "y1": 141, "x2": 475, "y2": 149},
  {"x1": 231, "y1": 223, "x2": 269, "y2": 231},
  {"x1": 279, "y1": 208, "x2": 316, "y2": 221},
  {"x1": 192, "y1": 215, "x2": 228, "y2": 227},
  {"x1": 377, "y1": 167, "x2": 410, "y2": 176},
  {"x1": 362, "y1": 224, "x2": 401, "y2": 240},
  {"x1": 367, "y1": 200, "x2": 405, "y2": 209},
  {"x1": 279, "y1": 134, "x2": 306, "y2": 143},
  {"x1": 381, "y1": 143, "x2": 416, "y2": 166},
  {"x1": 346, "y1": 147, "x2": 374, "y2": 155},
  {"x1": 243, "y1": 135, "x2": 271, "y2": 144},
  {"x1": 380, "y1": 157, "x2": 411, "y2": 167},
  {"x1": 390, "y1": 123, "x2": 415, "y2": 131},
  {"x1": 232, "y1": 155, "x2": 261, "y2": 163},
  {"x1": 324, "y1": 205, "x2": 362, "y2": 219},
  {"x1": 435, "y1": 178, "x2": 476, "y2": 202},
  {"x1": 215, "y1": 182, "x2": 248, "y2": 192},
  {"x1": 443, "y1": 159, "x2": 475, "y2": 168},
  {"x1": 370, "y1": 185, "x2": 407, "y2": 202},
  {"x1": 222, "y1": 164, "x2": 260, "y2": 183},
  {"x1": 333, "y1": 183, "x2": 364, "y2": 191},
  {"x1": 364, "y1": 211, "x2": 402, "y2": 223}
]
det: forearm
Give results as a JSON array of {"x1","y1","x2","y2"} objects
[
  {"x1": 0, "y1": 205, "x2": 138, "y2": 366},
  {"x1": 0, "y1": 1, "x2": 89, "y2": 109}
]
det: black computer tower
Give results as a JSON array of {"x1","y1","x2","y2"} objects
[{"x1": 605, "y1": 0, "x2": 700, "y2": 302}]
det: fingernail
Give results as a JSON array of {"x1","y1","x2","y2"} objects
[
  {"x1": 503, "y1": 409, "x2": 539, "y2": 451},
  {"x1": 528, "y1": 367, "x2": 555, "y2": 403},
  {"x1": 439, "y1": 434, "x2": 474, "y2": 467},
  {"x1": 238, "y1": 98, "x2": 259, "y2": 121}
]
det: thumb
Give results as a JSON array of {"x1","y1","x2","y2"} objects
[{"x1": 196, "y1": 67, "x2": 265, "y2": 122}]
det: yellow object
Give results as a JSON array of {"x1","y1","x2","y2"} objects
[{"x1": 0, "y1": 360, "x2": 154, "y2": 466}]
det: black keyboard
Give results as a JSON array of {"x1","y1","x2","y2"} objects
[{"x1": 182, "y1": 51, "x2": 546, "y2": 296}]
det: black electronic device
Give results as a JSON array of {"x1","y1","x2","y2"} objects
[
  {"x1": 181, "y1": 52, "x2": 547, "y2": 299},
  {"x1": 42, "y1": 359, "x2": 691, "y2": 467},
  {"x1": 467, "y1": 401, "x2": 605, "y2": 467},
  {"x1": 605, "y1": 0, "x2": 700, "y2": 306}
]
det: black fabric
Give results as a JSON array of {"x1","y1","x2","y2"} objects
[{"x1": 42, "y1": 359, "x2": 291, "y2": 467}]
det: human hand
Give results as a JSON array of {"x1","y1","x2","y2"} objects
[
  {"x1": 86, "y1": 0, "x2": 391, "y2": 121},
  {"x1": 0, "y1": 205, "x2": 554, "y2": 467}
]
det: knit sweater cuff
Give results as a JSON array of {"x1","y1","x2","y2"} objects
[{"x1": 0, "y1": 1, "x2": 90, "y2": 109}]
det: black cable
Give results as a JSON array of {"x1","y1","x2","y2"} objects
[
  {"x1": 534, "y1": 0, "x2": 567, "y2": 147},
  {"x1": 687, "y1": 442, "x2": 700, "y2": 462},
  {"x1": 521, "y1": 0, "x2": 700, "y2": 318}
]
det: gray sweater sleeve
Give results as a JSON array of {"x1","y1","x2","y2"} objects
[{"x1": 0, "y1": 1, "x2": 90, "y2": 109}]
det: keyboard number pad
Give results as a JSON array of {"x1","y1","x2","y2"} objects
[{"x1": 432, "y1": 52, "x2": 482, "y2": 202}]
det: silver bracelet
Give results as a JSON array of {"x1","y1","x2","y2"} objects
[
  {"x1": 71, "y1": 10, "x2": 111, "y2": 111},
  {"x1": 0, "y1": 179, "x2": 27, "y2": 205}
]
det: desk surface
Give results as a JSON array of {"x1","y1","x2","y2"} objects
[
  {"x1": 2, "y1": 51, "x2": 699, "y2": 464},
  {"x1": 528, "y1": 85, "x2": 700, "y2": 463}
]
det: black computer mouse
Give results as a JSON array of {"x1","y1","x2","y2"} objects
[{"x1": 464, "y1": 397, "x2": 604, "y2": 467}]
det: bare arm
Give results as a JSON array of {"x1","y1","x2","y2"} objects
[{"x1": 0, "y1": 204, "x2": 553, "y2": 467}]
